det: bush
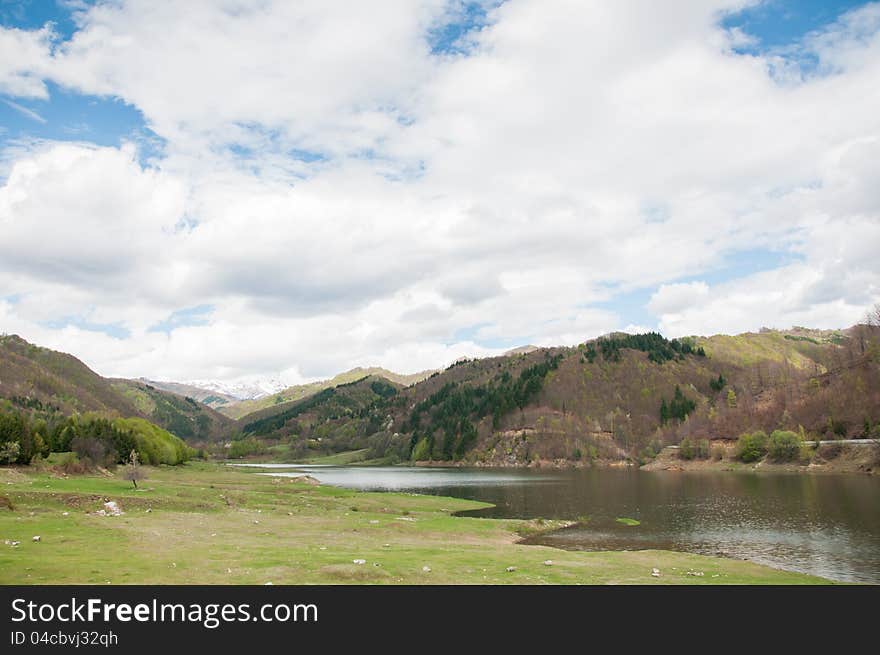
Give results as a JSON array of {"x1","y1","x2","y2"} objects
[
  {"x1": 113, "y1": 418, "x2": 191, "y2": 465},
  {"x1": 57, "y1": 452, "x2": 87, "y2": 475},
  {"x1": 0, "y1": 441, "x2": 21, "y2": 464},
  {"x1": 70, "y1": 436, "x2": 111, "y2": 468},
  {"x1": 227, "y1": 437, "x2": 266, "y2": 459},
  {"x1": 737, "y1": 431, "x2": 768, "y2": 463},
  {"x1": 679, "y1": 438, "x2": 710, "y2": 460},
  {"x1": 817, "y1": 442, "x2": 842, "y2": 460},
  {"x1": 679, "y1": 438, "x2": 695, "y2": 460},
  {"x1": 411, "y1": 437, "x2": 432, "y2": 461},
  {"x1": 711, "y1": 443, "x2": 725, "y2": 461},
  {"x1": 696, "y1": 439, "x2": 710, "y2": 459},
  {"x1": 768, "y1": 430, "x2": 803, "y2": 462},
  {"x1": 121, "y1": 450, "x2": 147, "y2": 488}
]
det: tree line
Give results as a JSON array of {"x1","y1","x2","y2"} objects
[
  {"x1": 0, "y1": 401, "x2": 192, "y2": 466},
  {"x1": 408, "y1": 353, "x2": 564, "y2": 461}
]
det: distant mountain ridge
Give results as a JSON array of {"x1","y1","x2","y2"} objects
[
  {"x1": 217, "y1": 366, "x2": 437, "y2": 419},
  {"x1": 3, "y1": 325, "x2": 878, "y2": 465},
  {"x1": 184, "y1": 378, "x2": 288, "y2": 400},
  {"x1": 138, "y1": 379, "x2": 240, "y2": 408},
  {"x1": 0, "y1": 334, "x2": 233, "y2": 444},
  {"x1": 226, "y1": 325, "x2": 880, "y2": 466}
]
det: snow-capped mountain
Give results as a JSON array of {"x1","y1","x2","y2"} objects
[{"x1": 183, "y1": 377, "x2": 288, "y2": 401}]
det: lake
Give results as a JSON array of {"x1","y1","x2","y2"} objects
[{"x1": 235, "y1": 464, "x2": 880, "y2": 583}]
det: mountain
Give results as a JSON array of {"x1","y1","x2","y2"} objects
[
  {"x1": 109, "y1": 379, "x2": 234, "y2": 443},
  {"x1": 5, "y1": 324, "x2": 878, "y2": 465},
  {"x1": 229, "y1": 326, "x2": 880, "y2": 465},
  {"x1": 138, "y1": 379, "x2": 239, "y2": 409},
  {"x1": 219, "y1": 366, "x2": 436, "y2": 419},
  {"x1": 0, "y1": 334, "x2": 233, "y2": 444},
  {"x1": 184, "y1": 378, "x2": 287, "y2": 401},
  {"x1": 503, "y1": 345, "x2": 540, "y2": 356}
]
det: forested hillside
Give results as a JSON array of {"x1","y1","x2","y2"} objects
[
  {"x1": 228, "y1": 325, "x2": 880, "y2": 465},
  {"x1": 4, "y1": 324, "x2": 879, "y2": 467},
  {"x1": 218, "y1": 366, "x2": 435, "y2": 419},
  {"x1": 0, "y1": 335, "x2": 233, "y2": 447}
]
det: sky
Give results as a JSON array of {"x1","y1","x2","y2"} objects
[{"x1": 0, "y1": 0, "x2": 879, "y2": 386}]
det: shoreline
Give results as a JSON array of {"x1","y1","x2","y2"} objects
[
  {"x1": 0, "y1": 462, "x2": 833, "y2": 585},
  {"x1": 641, "y1": 441, "x2": 878, "y2": 475}
]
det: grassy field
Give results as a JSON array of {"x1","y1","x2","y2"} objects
[{"x1": 0, "y1": 462, "x2": 830, "y2": 585}]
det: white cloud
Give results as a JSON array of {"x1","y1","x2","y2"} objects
[
  {"x1": 0, "y1": 25, "x2": 54, "y2": 98},
  {"x1": 649, "y1": 282, "x2": 711, "y2": 316},
  {"x1": 0, "y1": 1, "x2": 879, "y2": 382}
]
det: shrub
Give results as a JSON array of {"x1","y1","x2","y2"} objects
[
  {"x1": 228, "y1": 437, "x2": 266, "y2": 459},
  {"x1": 696, "y1": 439, "x2": 710, "y2": 459},
  {"x1": 70, "y1": 436, "x2": 110, "y2": 468},
  {"x1": 737, "y1": 431, "x2": 768, "y2": 463},
  {"x1": 113, "y1": 418, "x2": 191, "y2": 465},
  {"x1": 768, "y1": 430, "x2": 803, "y2": 462},
  {"x1": 121, "y1": 450, "x2": 147, "y2": 489},
  {"x1": 58, "y1": 452, "x2": 87, "y2": 475},
  {"x1": 680, "y1": 438, "x2": 710, "y2": 460},
  {"x1": 411, "y1": 437, "x2": 432, "y2": 461},
  {"x1": 711, "y1": 443, "x2": 725, "y2": 461},
  {"x1": 817, "y1": 442, "x2": 842, "y2": 460},
  {"x1": 0, "y1": 441, "x2": 21, "y2": 464},
  {"x1": 679, "y1": 438, "x2": 695, "y2": 460}
]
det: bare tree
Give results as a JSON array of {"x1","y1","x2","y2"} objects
[
  {"x1": 864, "y1": 303, "x2": 880, "y2": 362},
  {"x1": 122, "y1": 450, "x2": 146, "y2": 489}
]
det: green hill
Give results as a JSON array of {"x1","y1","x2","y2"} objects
[
  {"x1": 0, "y1": 334, "x2": 233, "y2": 445},
  {"x1": 219, "y1": 366, "x2": 434, "y2": 419},
  {"x1": 229, "y1": 375, "x2": 403, "y2": 460},
  {"x1": 110, "y1": 379, "x2": 234, "y2": 443},
  {"x1": 229, "y1": 326, "x2": 880, "y2": 465},
  {"x1": 4, "y1": 325, "x2": 878, "y2": 466}
]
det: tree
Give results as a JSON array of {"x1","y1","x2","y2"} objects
[
  {"x1": 0, "y1": 441, "x2": 21, "y2": 464},
  {"x1": 726, "y1": 388, "x2": 737, "y2": 408},
  {"x1": 70, "y1": 436, "x2": 108, "y2": 468},
  {"x1": 122, "y1": 450, "x2": 146, "y2": 489}
]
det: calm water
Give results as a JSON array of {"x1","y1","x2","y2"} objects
[{"x1": 236, "y1": 464, "x2": 880, "y2": 583}]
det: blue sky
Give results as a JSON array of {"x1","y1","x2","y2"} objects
[
  {"x1": 720, "y1": 0, "x2": 869, "y2": 50},
  {"x1": 0, "y1": 1, "x2": 878, "y2": 381}
]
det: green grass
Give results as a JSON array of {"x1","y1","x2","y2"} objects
[
  {"x1": 615, "y1": 517, "x2": 641, "y2": 526},
  {"x1": 0, "y1": 463, "x2": 831, "y2": 585},
  {"x1": 296, "y1": 449, "x2": 370, "y2": 465}
]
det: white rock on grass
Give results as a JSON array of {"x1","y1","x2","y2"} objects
[
  {"x1": 422, "y1": 566, "x2": 431, "y2": 572},
  {"x1": 352, "y1": 559, "x2": 366, "y2": 565},
  {"x1": 651, "y1": 568, "x2": 661, "y2": 577},
  {"x1": 506, "y1": 566, "x2": 517, "y2": 572},
  {"x1": 543, "y1": 560, "x2": 553, "y2": 566},
  {"x1": 32, "y1": 536, "x2": 40, "y2": 542}
]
